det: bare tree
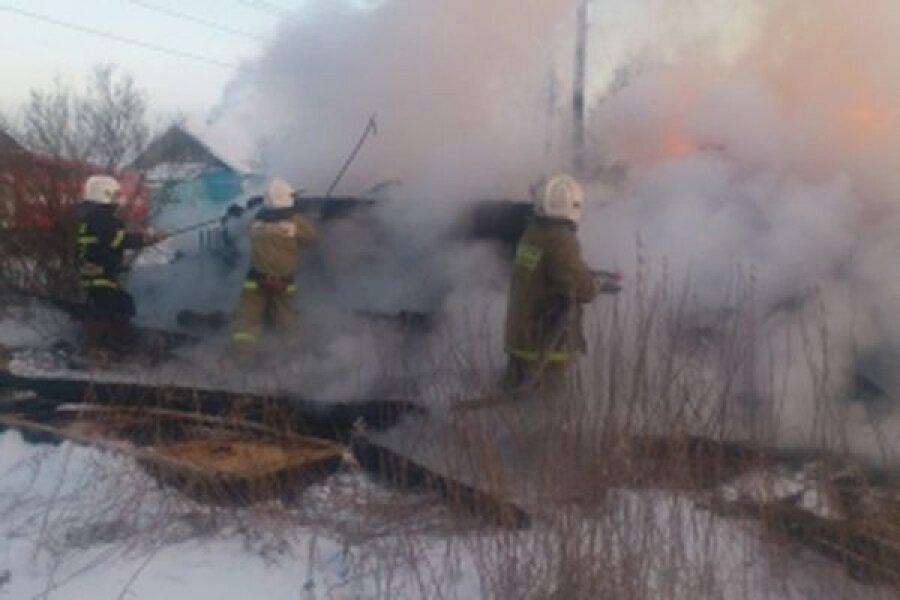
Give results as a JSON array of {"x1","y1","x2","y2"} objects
[
  {"x1": 0, "y1": 65, "x2": 151, "y2": 302},
  {"x1": 17, "y1": 63, "x2": 150, "y2": 170},
  {"x1": 80, "y1": 64, "x2": 150, "y2": 170},
  {"x1": 18, "y1": 76, "x2": 79, "y2": 161}
]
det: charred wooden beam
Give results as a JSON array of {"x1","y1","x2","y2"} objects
[
  {"x1": 351, "y1": 435, "x2": 531, "y2": 529},
  {"x1": 628, "y1": 434, "x2": 771, "y2": 489},
  {"x1": 0, "y1": 370, "x2": 424, "y2": 442},
  {"x1": 292, "y1": 196, "x2": 378, "y2": 221},
  {"x1": 462, "y1": 200, "x2": 532, "y2": 246}
]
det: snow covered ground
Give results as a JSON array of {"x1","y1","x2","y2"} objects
[
  {"x1": 0, "y1": 427, "x2": 896, "y2": 599},
  {"x1": 0, "y1": 306, "x2": 74, "y2": 352},
  {"x1": 2, "y1": 302, "x2": 899, "y2": 598},
  {"x1": 0, "y1": 430, "x2": 483, "y2": 599}
]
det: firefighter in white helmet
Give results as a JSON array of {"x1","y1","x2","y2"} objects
[
  {"x1": 231, "y1": 178, "x2": 317, "y2": 354},
  {"x1": 503, "y1": 174, "x2": 621, "y2": 393},
  {"x1": 76, "y1": 174, "x2": 168, "y2": 352}
]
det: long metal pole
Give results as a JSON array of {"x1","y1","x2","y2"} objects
[
  {"x1": 325, "y1": 114, "x2": 378, "y2": 198},
  {"x1": 573, "y1": 0, "x2": 589, "y2": 176}
]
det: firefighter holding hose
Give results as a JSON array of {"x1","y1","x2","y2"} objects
[
  {"x1": 231, "y1": 178, "x2": 318, "y2": 355},
  {"x1": 503, "y1": 174, "x2": 622, "y2": 394},
  {"x1": 76, "y1": 174, "x2": 168, "y2": 354}
]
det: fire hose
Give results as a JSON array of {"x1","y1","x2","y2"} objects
[{"x1": 164, "y1": 194, "x2": 266, "y2": 238}]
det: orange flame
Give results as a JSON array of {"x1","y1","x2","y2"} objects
[
  {"x1": 844, "y1": 99, "x2": 895, "y2": 145},
  {"x1": 659, "y1": 128, "x2": 696, "y2": 159}
]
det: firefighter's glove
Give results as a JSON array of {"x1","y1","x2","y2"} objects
[
  {"x1": 594, "y1": 270, "x2": 624, "y2": 295},
  {"x1": 225, "y1": 204, "x2": 245, "y2": 219}
]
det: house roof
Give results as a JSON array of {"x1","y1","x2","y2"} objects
[
  {"x1": 130, "y1": 124, "x2": 241, "y2": 174},
  {"x1": 0, "y1": 130, "x2": 24, "y2": 156}
]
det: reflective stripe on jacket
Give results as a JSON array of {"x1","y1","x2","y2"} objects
[
  {"x1": 76, "y1": 201, "x2": 145, "y2": 286},
  {"x1": 504, "y1": 217, "x2": 599, "y2": 362},
  {"x1": 81, "y1": 278, "x2": 121, "y2": 290}
]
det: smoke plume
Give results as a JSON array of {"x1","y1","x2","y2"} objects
[
  {"x1": 147, "y1": 0, "x2": 900, "y2": 458},
  {"x1": 581, "y1": 0, "x2": 900, "y2": 455}
]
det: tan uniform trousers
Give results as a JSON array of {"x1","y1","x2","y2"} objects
[{"x1": 231, "y1": 284, "x2": 297, "y2": 349}]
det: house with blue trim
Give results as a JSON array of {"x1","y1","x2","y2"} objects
[{"x1": 131, "y1": 124, "x2": 262, "y2": 209}]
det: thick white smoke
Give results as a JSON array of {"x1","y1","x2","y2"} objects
[
  {"x1": 174, "y1": 0, "x2": 583, "y2": 401},
  {"x1": 213, "y1": 0, "x2": 577, "y2": 197},
  {"x1": 185, "y1": 0, "x2": 900, "y2": 458},
  {"x1": 578, "y1": 0, "x2": 900, "y2": 456}
]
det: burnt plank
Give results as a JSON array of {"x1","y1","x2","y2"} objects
[
  {"x1": 0, "y1": 369, "x2": 424, "y2": 441},
  {"x1": 351, "y1": 435, "x2": 531, "y2": 529}
]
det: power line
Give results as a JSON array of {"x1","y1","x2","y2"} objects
[
  {"x1": 0, "y1": 4, "x2": 240, "y2": 70},
  {"x1": 234, "y1": 0, "x2": 289, "y2": 17},
  {"x1": 250, "y1": 0, "x2": 293, "y2": 12},
  {"x1": 128, "y1": 0, "x2": 265, "y2": 42}
]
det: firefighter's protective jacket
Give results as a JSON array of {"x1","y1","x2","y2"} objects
[
  {"x1": 246, "y1": 207, "x2": 318, "y2": 284},
  {"x1": 231, "y1": 208, "x2": 317, "y2": 347},
  {"x1": 504, "y1": 216, "x2": 599, "y2": 363},
  {"x1": 77, "y1": 202, "x2": 145, "y2": 289}
]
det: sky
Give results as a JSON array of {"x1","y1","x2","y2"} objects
[
  {"x1": 0, "y1": 0, "x2": 759, "y2": 169},
  {"x1": 0, "y1": 0, "x2": 306, "y2": 119},
  {"x1": 0, "y1": 1, "x2": 756, "y2": 120}
]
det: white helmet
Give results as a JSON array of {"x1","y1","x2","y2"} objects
[
  {"x1": 265, "y1": 178, "x2": 295, "y2": 210},
  {"x1": 83, "y1": 175, "x2": 121, "y2": 204},
  {"x1": 532, "y1": 174, "x2": 585, "y2": 223}
]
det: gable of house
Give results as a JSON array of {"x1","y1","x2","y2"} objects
[
  {"x1": 132, "y1": 125, "x2": 259, "y2": 208},
  {"x1": 131, "y1": 125, "x2": 235, "y2": 173}
]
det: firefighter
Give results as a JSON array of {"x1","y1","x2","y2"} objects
[
  {"x1": 76, "y1": 175, "x2": 167, "y2": 352},
  {"x1": 503, "y1": 174, "x2": 619, "y2": 394},
  {"x1": 231, "y1": 178, "x2": 317, "y2": 354}
]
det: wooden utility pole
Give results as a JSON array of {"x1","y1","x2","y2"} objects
[{"x1": 573, "y1": 0, "x2": 589, "y2": 176}]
